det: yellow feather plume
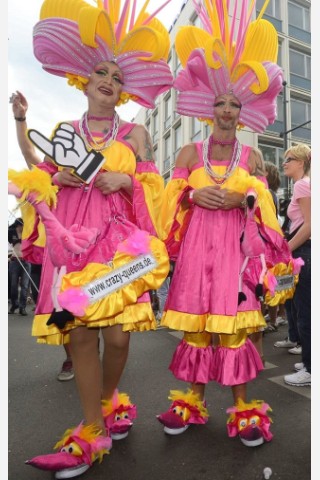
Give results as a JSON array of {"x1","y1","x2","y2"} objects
[{"x1": 8, "y1": 167, "x2": 58, "y2": 207}]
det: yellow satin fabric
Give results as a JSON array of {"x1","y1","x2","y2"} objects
[
  {"x1": 161, "y1": 165, "x2": 283, "y2": 244},
  {"x1": 162, "y1": 309, "x2": 265, "y2": 335},
  {"x1": 32, "y1": 301, "x2": 157, "y2": 345},
  {"x1": 264, "y1": 262, "x2": 299, "y2": 306},
  {"x1": 182, "y1": 329, "x2": 248, "y2": 349},
  {"x1": 59, "y1": 237, "x2": 169, "y2": 323},
  {"x1": 183, "y1": 331, "x2": 212, "y2": 347}
]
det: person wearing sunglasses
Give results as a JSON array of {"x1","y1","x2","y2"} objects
[{"x1": 282, "y1": 144, "x2": 311, "y2": 387}]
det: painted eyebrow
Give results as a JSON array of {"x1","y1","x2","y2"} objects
[{"x1": 95, "y1": 66, "x2": 123, "y2": 76}]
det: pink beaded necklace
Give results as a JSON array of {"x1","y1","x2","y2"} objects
[{"x1": 87, "y1": 114, "x2": 114, "y2": 121}]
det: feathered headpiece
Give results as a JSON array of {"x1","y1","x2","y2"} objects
[
  {"x1": 32, "y1": 0, "x2": 174, "y2": 107},
  {"x1": 173, "y1": 0, "x2": 283, "y2": 132}
]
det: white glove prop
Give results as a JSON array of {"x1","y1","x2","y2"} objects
[{"x1": 28, "y1": 123, "x2": 105, "y2": 183}]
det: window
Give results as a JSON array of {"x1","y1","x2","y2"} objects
[
  {"x1": 256, "y1": 0, "x2": 280, "y2": 18},
  {"x1": 277, "y1": 43, "x2": 282, "y2": 68},
  {"x1": 173, "y1": 123, "x2": 182, "y2": 162},
  {"x1": 290, "y1": 99, "x2": 311, "y2": 129},
  {"x1": 164, "y1": 94, "x2": 172, "y2": 130},
  {"x1": 152, "y1": 110, "x2": 159, "y2": 143},
  {"x1": 276, "y1": 95, "x2": 284, "y2": 123},
  {"x1": 167, "y1": 53, "x2": 173, "y2": 77},
  {"x1": 191, "y1": 117, "x2": 201, "y2": 142},
  {"x1": 288, "y1": 2, "x2": 310, "y2": 31},
  {"x1": 174, "y1": 51, "x2": 182, "y2": 77},
  {"x1": 163, "y1": 134, "x2": 171, "y2": 172},
  {"x1": 190, "y1": 12, "x2": 201, "y2": 28},
  {"x1": 153, "y1": 144, "x2": 158, "y2": 165},
  {"x1": 289, "y1": 49, "x2": 311, "y2": 80},
  {"x1": 204, "y1": 122, "x2": 211, "y2": 139}
]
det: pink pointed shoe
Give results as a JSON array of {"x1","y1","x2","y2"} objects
[
  {"x1": 102, "y1": 390, "x2": 137, "y2": 440},
  {"x1": 226, "y1": 399, "x2": 273, "y2": 447},
  {"x1": 157, "y1": 389, "x2": 209, "y2": 435},
  {"x1": 25, "y1": 423, "x2": 112, "y2": 479}
]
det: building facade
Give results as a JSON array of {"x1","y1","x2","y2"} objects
[{"x1": 134, "y1": 0, "x2": 311, "y2": 198}]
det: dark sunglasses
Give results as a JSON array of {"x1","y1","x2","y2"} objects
[{"x1": 283, "y1": 157, "x2": 298, "y2": 164}]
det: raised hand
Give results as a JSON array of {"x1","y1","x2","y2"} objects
[{"x1": 28, "y1": 123, "x2": 105, "y2": 183}]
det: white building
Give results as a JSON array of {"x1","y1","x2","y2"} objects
[{"x1": 133, "y1": 0, "x2": 311, "y2": 198}]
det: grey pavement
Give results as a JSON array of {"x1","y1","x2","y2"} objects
[{"x1": 8, "y1": 307, "x2": 312, "y2": 480}]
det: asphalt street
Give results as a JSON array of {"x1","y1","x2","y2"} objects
[{"x1": 8, "y1": 307, "x2": 312, "y2": 480}]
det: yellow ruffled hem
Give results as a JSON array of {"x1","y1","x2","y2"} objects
[
  {"x1": 161, "y1": 310, "x2": 265, "y2": 335},
  {"x1": 32, "y1": 303, "x2": 157, "y2": 345}
]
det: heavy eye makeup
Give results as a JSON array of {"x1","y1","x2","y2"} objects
[
  {"x1": 213, "y1": 101, "x2": 242, "y2": 109},
  {"x1": 94, "y1": 68, "x2": 124, "y2": 85}
]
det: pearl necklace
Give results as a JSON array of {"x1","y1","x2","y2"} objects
[
  {"x1": 79, "y1": 111, "x2": 120, "y2": 151},
  {"x1": 203, "y1": 135, "x2": 242, "y2": 185}
]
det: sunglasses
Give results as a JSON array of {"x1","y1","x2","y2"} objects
[{"x1": 283, "y1": 157, "x2": 298, "y2": 164}]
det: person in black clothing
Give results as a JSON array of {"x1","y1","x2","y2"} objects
[{"x1": 8, "y1": 218, "x2": 31, "y2": 315}]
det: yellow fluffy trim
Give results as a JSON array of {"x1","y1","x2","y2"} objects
[
  {"x1": 54, "y1": 423, "x2": 109, "y2": 462},
  {"x1": 101, "y1": 392, "x2": 132, "y2": 415},
  {"x1": 168, "y1": 389, "x2": 209, "y2": 418},
  {"x1": 55, "y1": 423, "x2": 101, "y2": 450},
  {"x1": 234, "y1": 398, "x2": 272, "y2": 414},
  {"x1": 8, "y1": 167, "x2": 58, "y2": 207}
]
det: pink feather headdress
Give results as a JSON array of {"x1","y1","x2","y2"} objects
[
  {"x1": 173, "y1": 0, "x2": 284, "y2": 132},
  {"x1": 32, "y1": 0, "x2": 173, "y2": 108}
]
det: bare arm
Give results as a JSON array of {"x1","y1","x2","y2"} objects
[
  {"x1": 130, "y1": 124, "x2": 156, "y2": 164},
  {"x1": 288, "y1": 196, "x2": 311, "y2": 251},
  {"x1": 247, "y1": 148, "x2": 267, "y2": 177},
  {"x1": 11, "y1": 91, "x2": 43, "y2": 169}
]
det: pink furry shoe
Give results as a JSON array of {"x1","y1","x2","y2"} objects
[
  {"x1": 226, "y1": 399, "x2": 273, "y2": 447},
  {"x1": 102, "y1": 390, "x2": 137, "y2": 440},
  {"x1": 25, "y1": 423, "x2": 111, "y2": 479},
  {"x1": 157, "y1": 389, "x2": 209, "y2": 435}
]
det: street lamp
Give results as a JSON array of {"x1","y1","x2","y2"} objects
[{"x1": 281, "y1": 81, "x2": 290, "y2": 199}]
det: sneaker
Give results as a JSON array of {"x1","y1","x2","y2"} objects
[
  {"x1": 264, "y1": 324, "x2": 278, "y2": 333},
  {"x1": 57, "y1": 360, "x2": 74, "y2": 382},
  {"x1": 288, "y1": 346, "x2": 302, "y2": 355},
  {"x1": 275, "y1": 317, "x2": 288, "y2": 326},
  {"x1": 274, "y1": 338, "x2": 297, "y2": 348},
  {"x1": 19, "y1": 308, "x2": 28, "y2": 316},
  {"x1": 9, "y1": 305, "x2": 18, "y2": 314},
  {"x1": 284, "y1": 369, "x2": 311, "y2": 386},
  {"x1": 294, "y1": 362, "x2": 304, "y2": 371}
]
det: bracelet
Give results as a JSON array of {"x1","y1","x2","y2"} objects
[
  {"x1": 187, "y1": 189, "x2": 195, "y2": 205},
  {"x1": 14, "y1": 117, "x2": 26, "y2": 122}
]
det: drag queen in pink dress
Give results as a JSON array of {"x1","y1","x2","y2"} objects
[
  {"x1": 8, "y1": 0, "x2": 173, "y2": 478},
  {"x1": 157, "y1": 0, "x2": 298, "y2": 447}
]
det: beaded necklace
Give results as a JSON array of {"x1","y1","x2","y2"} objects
[
  {"x1": 79, "y1": 111, "x2": 120, "y2": 151},
  {"x1": 202, "y1": 135, "x2": 242, "y2": 185}
]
